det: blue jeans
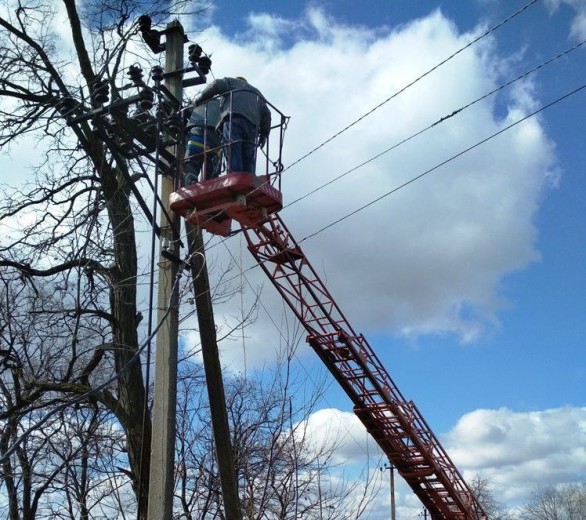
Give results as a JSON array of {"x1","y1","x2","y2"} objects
[
  {"x1": 223, "y1": 114, "x2": 257, "y2": 174},
  {"x1": 184, "y1": 127, "x2": 221, "y2": 184}
]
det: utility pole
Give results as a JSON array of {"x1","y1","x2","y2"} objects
[
  {"x1": 147, "y1": 20, "x2": 183, "y2": 520},
  {"x1": 380, "y1": 461, "x2": 396, "y2": 520},
  {"x1": 186, "y1": 222, "x2": 242, "y2": 519},
  {"x1": 142, "y1": 16, "x2": 240, "y2": 519}
]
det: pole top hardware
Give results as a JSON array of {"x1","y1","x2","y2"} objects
[{"x1": 137, "y1": 15, "x2": 188, "y2": 54}]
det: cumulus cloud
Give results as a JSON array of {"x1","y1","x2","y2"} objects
[
  {"x1": 0, "y1": 3, "x2": 564, "y2": 365},
  {"x1": 3, "y1": 6, "x2": 560, "y2": 362},
  {"x1": 545, "y1": 0, "x2": 586, "y2": 40},
  {"x1": 300, "y1": 405, "x2": 586, "y2": 514},
  {"x1": 444, "y1": 406, "x2": 586, "y2": 503},
  {"x1": 294, "y1": 408, "x2": 376, "y2": 465},
  {"x1": 195, "y1": 7, "x2": 558, "y2": 368}
]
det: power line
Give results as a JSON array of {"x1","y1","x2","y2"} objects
[
  {"x1": 137, "y1": 89, "x2": 167, "y2": 512},
  {"x1": 0, "y1": 244, "x2": 200, "y2": 465},
  {"x1": 173, "y1": 23, "x2": 582, "y2": 260},
  {"x1": 111, "y1": 30, "x2": 586, "y2": 300},
  {"x1": 192, "y1": 76, "x2": 586, "y2": 303},
  {"x1": 139, "y1": 73, "x2": 586, "y2": 331},
  {"x1": 296, "y1": 82, "x2": 586, "y2": 245},
  {"x1": 282, "y1": 0, "x2": 541, "y2": 173},
  {"x1": 190, "y1": 76, "x2": 584, "y2": 420},
  {"x1": 285, "y1": 36, "x2": 586, "y2": 209}
]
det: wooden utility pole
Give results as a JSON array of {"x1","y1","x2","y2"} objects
[
  {"x1": 186, "y1": 222, "x2": 242, "y2": 520},
  {"x1": 147, "y1": 20, "x2": 184, "y2": 520}
]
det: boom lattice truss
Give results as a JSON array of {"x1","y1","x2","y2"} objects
[{"x1": 242, "y1": 213, "x2": 488, "y2": 520}]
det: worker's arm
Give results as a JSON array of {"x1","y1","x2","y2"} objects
[
  {"x1": 258, "y1": 103, "x2": 272, "y2": 147},
  {"x1": 194, "y1": 78, "x2": 228, "y2": 106}
]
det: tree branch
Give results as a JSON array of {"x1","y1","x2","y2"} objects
[
  {"x1": 62, "y1": 0, "x2": 96, "y2": 86},
  {"x1": 0, "y1": 258, "x2": 109, "y2": 280}
]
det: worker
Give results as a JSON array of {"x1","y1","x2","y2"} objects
[
  {"x1": 194, "y1": 76, "x2": 271, "y2": 174},
  {"x1": 184, "y1": 97, "x2": 221, "y2": 184}
]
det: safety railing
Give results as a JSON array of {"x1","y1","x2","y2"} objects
[{"x1": 183, "y1": 89, "x2": 288, "y2": 193}]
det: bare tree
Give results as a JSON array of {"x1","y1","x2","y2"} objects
[
  {"x1": 468, "y1": 475, "x2": 516, "y2": 520},
  {"x1": 521, "y1": 482, "x2": 586, "y2": 520},
  {"x1": 0, "y1": 0, "x2": 207, "y2": 517},
  {"x1": 1, "y1": 2, "x2": 377, "y2": 519},
  {"x1": 0, "y1": 265, "x2": 132, "y2": 520},
  {"x1": 174, "y1": 355, "x2": 378, "y2": 519}
]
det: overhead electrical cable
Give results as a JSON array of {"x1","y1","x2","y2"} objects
[
  {"x1": 137, "y1": 84, "x2": 167, "y2": 510},
  {"x1": 297, "y1": 82, "x2": 586, "y2": 245},
  {"x1": 285, "y1": 36, "x2": 586, "y2": 208},
  {"x1": 0, "y1": 244, "x2": 201, "y2": 465},
  {"x1": 193, "y1": 78, "x2": 586, "y2": 300},
  {"x1": 283, "y1": 0, "x2": 540, "y2": 173},
  {"x1": 158, "y1": 73, "x2": 586, "y2": 342},
  {"x1": 181, "y1": 29, "x2": 583, "y2": 260}
]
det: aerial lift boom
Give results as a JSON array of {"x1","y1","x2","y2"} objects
[
  {"x1": 169, "y1": 95, "x2": 488, "y2": 519},
  {"x1": 240, "y1": 213, "x2": 488, "y2": 520}
]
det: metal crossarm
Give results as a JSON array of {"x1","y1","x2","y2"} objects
[{"x1": 243, "y1": 213, "x2": 488, "y2": 520}]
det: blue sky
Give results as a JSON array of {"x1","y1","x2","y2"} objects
[
  {"x1": 2, "y1": 0, "x2": 584, "y2": 517},
  {"x1": 176, "y1": 0, "x2": 586, "y2": 515},
  {"x1": 172, "y1": 0, "x2": 586, "y2": 514}
]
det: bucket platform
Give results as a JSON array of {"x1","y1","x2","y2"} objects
[{"x1": 169, "y1": 172, "x2": 283, "y2": 236}]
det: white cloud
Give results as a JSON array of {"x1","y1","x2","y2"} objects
[
  {"x1": 444, "y1": 406, "x2": 586, "y2": 503},
  {"x1": 2, "y1": 4, "x2": 581, "y2": 515},
  {"x1": 192, "y1": 7, "x2": 558, "y2": 368},
  {"x1": 545, "y1": 0, "x2": 586, "y2": 39},
  {"x1": 1, "y1": 3, "x2": 561, "y2": 359},
  {"x1": 297, "y1": 405, "x2": 586, "y2": 514},
  {"x1": 295, "y1": 408, "x2": 376, "y2": 465}
]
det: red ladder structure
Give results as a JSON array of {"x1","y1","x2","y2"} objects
[
  {"x1": 242, "y1": 213, "x2": 488, "y2": 520},
  {"x1": 169, "y1": 94, "x2": 487, "y2": 517}
]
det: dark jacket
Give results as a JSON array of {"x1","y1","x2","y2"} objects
[
  {"x1": 189, "y1": 97, "x2": 221, "y2": 131},
  {"x1": 195, "y1": 77, "x2": 271, "y2": 141}
]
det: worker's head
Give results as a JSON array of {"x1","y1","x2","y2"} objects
[{"x1": 235, "y1": 76, "x2": 247, "y2": 83}]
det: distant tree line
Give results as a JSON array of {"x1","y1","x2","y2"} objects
[{"x1": 472, "y1": 476, "x2": 586, "y2": 520}]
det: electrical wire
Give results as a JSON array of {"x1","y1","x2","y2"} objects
[
  {"x1": 106, "y1": 25, "x2": 586, "y2": 285},
  {"x1": 185, "y1": 0, "x2": 550, "y2": 247},
  {"x1": 136, "y1": 78, "x2": 166, "y2": 516},
  {"x1": 285, "y1": 36, "x2": 586, "y2": 209},
  {"x1": 190, "y1": 76, "x2": 586, "y2": 303},
  {"x1": 175, "y1": 24, "x2": 586, "y2": 260},
  {"x1": 297, "y1": 82, "x2": 586, "y2": 245},
  {"x1": 107, "y1": 27, "x2": 582, "y2": 479},
  {"x1": 0, "y1": 242, "x2": 201, "y2": 465},
  {"x1": 31, "y1": 0, "x2": 551, "y2": 482},
  {"x1": 282, "y1": 0, "x2": 541, "y2": 173}
]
